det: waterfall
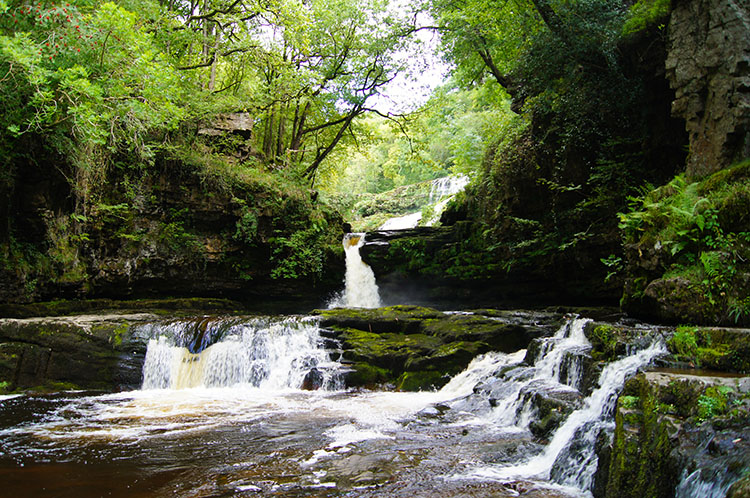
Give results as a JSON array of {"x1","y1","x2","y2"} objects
[
  {"x1": 327, "y1": 233, "x2": 381, "y2": 308},
  {"x1": 469, "y1": 316, "x2": 666, "y2": 495},
  {"x1": 378, "y1": 212, "x2": 422, "y2": 230},
  {"x1": 489, "y1": 317, "x2": 592, "y2": 426},
  {"x1": 140, "y1": 317, "x2": 341, "y2": 390},
  {"x1": 428, "y1": 174, "x2": 470, "y2": 204},
  {"x1": 676, "y1": 468, "x2": 737, "y2": 498},
  {"x1": 377, "y1": 174, "x2": 470, "y2": 230}
]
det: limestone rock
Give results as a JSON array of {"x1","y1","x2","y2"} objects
[{"x1": 666, "y1": 0, "x2": 750, "y2": 176}]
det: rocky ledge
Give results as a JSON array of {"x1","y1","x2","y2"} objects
[
  {"x1": 0, "y1": 313, "x2": 154, "y2": 393},
  {"x1": 315, "y1": 305, "x2": 566, "y2": 391}
]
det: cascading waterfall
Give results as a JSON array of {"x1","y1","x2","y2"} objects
[
  {"x1": 327, "y1": 233, "x2": 380, "y2": 308},
  {"x1": 377, "y1": 174, "x2": 470, "y2": 230},
  {"x1": 489, "y1": 317, "x2": 592, "y2": 426},
  {"x1": 424, "y1": 174, "x2": 469, "y2": 226},
  {"x1": 676, "y1": 468, "x2": 737, "y2": 498},
  {"x1": 140, "y1": 317, "x2": 342, "y2": 390},
  {"x1": 468, "y1": 316, "x2": 667, "y2": 495}
]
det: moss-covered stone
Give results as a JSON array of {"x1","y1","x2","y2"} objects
[
  {"x1": 395, "y1": 370, "x2": 448, "y2": 391},
  {"x1": 665, "y1": 326, "x2": 750, "y2": 374},
  {"x1": 343, "y1": 362, "x2": 391, "y2": 388},
  {"x1": 316, "y1": 305, "x2": 548, "y2": 391},
  {"x1": 0, "y1": 297, "x2": 246, "y2": 319},
  {"x1": 0, "y1": 314, "x2": 153, "y2": 392},
  {"x1": 604, "y1": 371, "x2": 750, "y2": 497}
]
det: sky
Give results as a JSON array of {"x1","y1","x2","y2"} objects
[{"x1": 369, "y1": 6, "x2": 452, "y2": 114}]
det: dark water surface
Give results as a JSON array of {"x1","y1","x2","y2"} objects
[{"x1": 0, "y1": 385, "x2": 577, "y2": 497}]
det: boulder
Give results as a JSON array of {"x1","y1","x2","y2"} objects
[{"x1": 0, "y1": 313, "x2": 155, "y2": 393}]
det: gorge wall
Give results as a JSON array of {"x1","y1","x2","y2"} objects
[{"x1": 666, "y1": 0, "x2": 750, "y2": 178}]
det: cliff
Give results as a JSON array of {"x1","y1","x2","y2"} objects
[{"x1": 0, "y1": 132, "x2": 345, "y2": 309}]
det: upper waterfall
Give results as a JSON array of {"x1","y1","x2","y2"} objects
[
  {"x1": 327, "y1": 233, "x2": 381, "y2": 308},
  {"x1": 377, "y1": 174, "x2": 469, "y2": 230}
]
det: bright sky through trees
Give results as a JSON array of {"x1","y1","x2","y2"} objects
[{"x1": 370, "y1": 3, "x2": 451, "y2": 113}]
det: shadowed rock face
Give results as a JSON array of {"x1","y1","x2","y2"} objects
[
  {"x1": 666, "y1": 0, "x2": 750, "y2": 177},
  {"x1": 0, "y1": 313, "x2": 155, "y2": 393}
]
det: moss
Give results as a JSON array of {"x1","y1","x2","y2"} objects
[
  {"x1": 666, "y1": 326, "x2": 750, "y2": 373},
  {"x1": 345, "y1": 362, "x2": 391, "y2": 388},
  {"x1": 586, "y1": 324, "x2": 620, "y2": 361},
  {"x1": 395, "y1": 370, "x2": 447, "y2": 391},
  {"x1": 606, "y1": 376, "x2": 680, "y2": 498},
  {"x1": 27, "y1": 381, "x2": 81, "y2": 393}
]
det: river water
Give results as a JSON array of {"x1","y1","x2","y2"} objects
[{"x1": 0, "y1": 314, "x2": 666, "y2": 497}]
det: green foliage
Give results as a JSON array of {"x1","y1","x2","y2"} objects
[
  {"x1": 622, "y1": 0, "x2": 671, "y2": 35},
  {"x1": 601, "y1": 254, "x2": 624, "y2": 282},
  {"x1": 697, "y1": 386, "x2": 733, "y2": 421},
  {"x1": 269, "y1": 217, "x2": 331, "y2": 280},
  {"x1": 620, "y1": 165, "x2": 750, "y2": 321},
  {"x1": 620, "y1": 395, "x2": 640, "y2": 409},
  {"x1": 668, "y1": 326, "x2": 698, "y2": 357}
]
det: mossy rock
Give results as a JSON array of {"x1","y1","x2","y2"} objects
[
  {"x1": 316, "y1": 305, "x2": 444, "y2": 334},
  {"x1": 665, "y1": 326, "x2": 750, "y2": 374},
  {"x1": 421, "y1": 315, "x2": 531, "y2": 352},
  {"x1": 395, "y1": 370, "x2": 448, "y2": 391},
  {"x1": 343, "y1": 362, "x2": 391, "y2": 388},
  {"x1": 0, "y1": 297, "x2": 245, "y2": 319},
  {"x1": 0, "y1": 314, "x2": 152, "y2": 392},
  {"x1": 318, "y1": 305, "x2": 547, "y2": 390},
  {"x1": 584, "y1": 322, "x2": 653, "y2": 362}
]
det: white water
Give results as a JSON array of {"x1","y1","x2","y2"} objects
[
  {"x1": 378, "y1": 211, "x2": 422, "y2": 230},
  {"x1": 0, "y1": 313, "x2": 672, "y2": 497},
  {"x1": 469, "y1": 327, "x2": 666, "y2": 494},
  {"x1": 327, "y1": 233, "x2": 380, "y2": 308},
  {"x1": 428, "y1": 174, "x2": 470, "y2": 204},
  {"x1": 425, "y1": 174, "x2": 470, "y2": 226},
  {"x1": 377, "y1": 174, "x2": 470, "y2": 230},
  {"x1": 488, "y1": 318, "x2": 592, "y2": 427},
  {"x1": 141, "y1": 318, "x2": 341, "y2": 390},
  {"x1": 676, "y1": 468, "x2": 737, "y2": 498}
]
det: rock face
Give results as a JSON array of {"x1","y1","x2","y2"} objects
[
  {"x1": 359, "y1": 226, "x2": 620, "y2": 309},
  {"x1": 0, "y1": 151, "x2": 344, "y2": 308},
  {"x1": 666, "y1": 0, "x2": 750, "y2": 177},
  {"x1": 0, "y1": 313, "x2": 155, "y2": 393},
  {"x1": 602, "y1": 371, "x2": 750, "y2": 498},
  {"x1": 316, "y1": 305, "x2": 564, "y2": 391}
]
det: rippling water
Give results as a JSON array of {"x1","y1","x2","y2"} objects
[{"x1": 0, "y1": 315, "x2": 664, "y2": 497}]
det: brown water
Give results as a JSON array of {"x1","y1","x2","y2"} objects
[{"x1": 0, "y1": 388, "x2": 577, "y2": 498}]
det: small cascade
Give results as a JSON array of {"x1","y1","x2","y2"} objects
[
  {"x1": 676, "y1": 468, "x2": 737, "y2": 498},
  {"x1": 489, "y1": 317, "x2": 592, "y2": 426},
  {"x1": 328, "y1": 233, "x2": 380, "y2": 308},
  {"x1": 377, "y1": 174, "x2": 470, "y2": 230},
  {"x1": 424, "y1": 174, "x2": 469, "y2": 226},
  {"x1": 467, "y1": 316, "x2": 666, "y2": 495},
  {"x1": 378, "y1": 212, "x2": 422, "y2": 230},
  {"x1": 141, "y1": 317, "x2": 341, "y2": 390},
  {"x1": 428, "y1": 174, "x2": 470, "y2": 204}
]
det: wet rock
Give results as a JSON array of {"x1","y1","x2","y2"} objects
[
  {"x1": 728, "y1": 475, "x2": 750, "y2": 498},
  {"x1": 301, "y1": 368, "x2": 325, "y2": 391},
  {"x1": 603, "y1": 371, "x2": 750, "y2": 498},
  {"x1": 0, "y1": 314, "x2": 155, "y2": 392},
  {"x1": 520, "y1": 383, "x2": 583, "y2": 439},
  {"x1": 315, "y1": 306, "x2": 555, "y2": 391}
]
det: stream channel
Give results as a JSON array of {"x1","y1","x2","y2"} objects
[
  {"x1": 0, "y1": 311, "x2": 667, "y2": 498},
  {"x1": 0, "y1": 232, "x2": 743, "y2": 497}
]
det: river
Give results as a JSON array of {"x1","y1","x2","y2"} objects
[{"x1": 0, "y1": 312, "x2": 665, "y2": 497}]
